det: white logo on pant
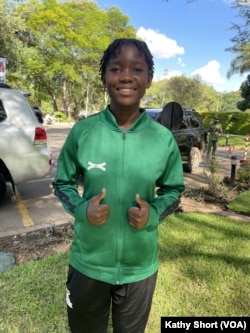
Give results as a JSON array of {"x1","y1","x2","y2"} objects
[
  {"x1": 87, "y1": 161, "x2": 106, "y2": 171},
  {"x1": 66, "y1": 287, "x2": 73, "y2": 309}
]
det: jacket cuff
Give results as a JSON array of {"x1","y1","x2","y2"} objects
[
  {"x1": 145, "y1": 206, "x2": 160, "y2": 229},
  {"x1": 75, "y1": 199, "x2": 89, "y2": 222}
]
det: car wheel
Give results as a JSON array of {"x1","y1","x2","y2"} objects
[
  {"x1": 183, "y1": 147, "x2": 200, "y2": 173},
  {"x1": 191, "y1": 147, "x2": 200, "y2": 170},
  {"x1": 0, "y1": 173, "x2": 6, "y2": 202}
]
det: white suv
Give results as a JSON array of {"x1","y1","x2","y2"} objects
[{"x1": 0, "y1": 86, "x2": 52, "y2": 202}]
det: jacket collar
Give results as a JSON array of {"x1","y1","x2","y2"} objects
[{"x1": 99, "y1": 105, "x2": 150, "y2": 131}]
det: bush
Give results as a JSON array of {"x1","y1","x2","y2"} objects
[
  {"x1": 53, "y1": 111, "x2": 68, "y2": 122},
  {"x1": 201, "y1": 112, "x2": 250, "y2": 135},
  {"x1": 237, "y1": 161, "x2": 250, "y2": 186}
]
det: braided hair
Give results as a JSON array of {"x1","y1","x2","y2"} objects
[{"x1": 99, "y1": 38, "x2": 154, "y2": 82}]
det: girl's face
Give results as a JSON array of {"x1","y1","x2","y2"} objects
[{"x1": 104, "y1": 44, "x2": 153, "y2": 109}]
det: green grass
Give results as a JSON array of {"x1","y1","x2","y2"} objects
[
  {"x1": 228, "y1": 190, "x2": 250, "y2": 214},
  {"x1": 0, "y1": 254, "x2": 69, "y2": 333},
  {"x1": 219, "y1": 134, "x2": 249, "y2": 152},
  {"x1": 0, "y1": 212, "x2": 249, "y2": 333}
]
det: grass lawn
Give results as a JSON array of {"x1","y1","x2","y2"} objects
[
  {"x1": 0, "y1": 212, "x2": 249, "y2": 333},
  {"x1": 228, "y1": 190, "x2": 250, "y2": 215},
  {"x1": 219, "y1": 134, "x2": 249, "y2": 152}
]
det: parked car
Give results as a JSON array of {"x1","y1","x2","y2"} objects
[
  {"x1": 146, "y1": 103, "x2": 206, "y2": 173},
  {"x1": 0, "y1": 87, "x2": 52, "y2": 202},
  {"x1": 0, "y1": 84, "x2": 44, "y2": 124}
]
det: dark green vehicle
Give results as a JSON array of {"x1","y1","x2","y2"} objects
[{"x1": 146, "y1": 102, "x2": 206, "y2": 173}]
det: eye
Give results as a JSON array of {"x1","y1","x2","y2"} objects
[
  {"x1": 134, "y1": 68, "x2": 143, "y2": 73},
  {"x1": 110, "y1": 67, "x2": 120, "y2": 73}
]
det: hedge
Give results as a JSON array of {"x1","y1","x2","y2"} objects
[{"x1": 200, "y1": 112, "x2": 250, "y2": 135}]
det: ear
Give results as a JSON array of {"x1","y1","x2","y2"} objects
[{"x1": 146, "y1": 74, "x2": 153, "y2": 89}]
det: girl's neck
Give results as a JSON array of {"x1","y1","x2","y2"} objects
[{"x1": 108, "y1": 105, "x2": 141, "y2": 129}]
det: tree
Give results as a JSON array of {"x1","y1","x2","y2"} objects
[
  {"x1": 237, "y1": 74, "x2": 250, "y2": 111},
  {"x1": 143, "y1": 80, "x2": 170, "y2": 107},
  {"x1": 4, "y1": 0, "x2": 248, "y2": 114},
  {"x1": 163, "y1": 1, "x2": 250, "y2": 83},
  {"x1": 0, "y1": 0, "x2": 32, "y2": 87},
  {"x1": 12, "y1": 0, "x2": 136, "y2": 117},
  {"x1": 219, "y1": 91, "x2": 241, "y2": 113},
  {"x1": 144, "y1": 75, "x2": 225, "y2": 112},
  {"x1": 164, "y1": 76, "x2": 205, "y2": 109},
  {"x1": 226, "y1": 1, "x2": 250, "y2": 79}
]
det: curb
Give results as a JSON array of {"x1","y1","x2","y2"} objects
[{"x1": 0, "y1": 219, "x2": 73, "y2": 240}]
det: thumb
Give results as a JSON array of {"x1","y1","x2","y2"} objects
[
  {"x1": 135, "y1": 193, "x2": 144, "y2": 208},
  {"x1": 96, "y1": 188, "x2": 106, "y2": 204}
]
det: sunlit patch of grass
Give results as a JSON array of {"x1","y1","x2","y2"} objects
[
  {"x1": 228, "y1": 190, "x2": 250, "y2": 214},
  {"x1": 219, "y1": 134, "x2": 249, "y2": 152}
]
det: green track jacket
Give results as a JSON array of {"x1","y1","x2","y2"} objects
[{"x1": 53, "y1": 107, "x2": 185, "y2": 285}]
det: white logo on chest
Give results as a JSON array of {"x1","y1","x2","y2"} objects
[{"x1": 87, "y1": 161, "x2": 106, "y2": 171}]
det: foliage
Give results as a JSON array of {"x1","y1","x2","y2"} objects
[
  {"x1": 220, "y1": 112, "x2": 250, "y2": 135},
  {"x1": 143, "y1": 80, "x2": 170, "y2": 108},
  {"x1": 219, "y1": 90, "x2": 241, "y2": 113},
  {"x1": 145, "y1": 76, "x2": 218, "y2": 112},
  {"x1": 53, "y1": 111, "x2": 68, "y2": 122},
  {"x1": 226, "y1": 1, "x2": 250, "y2": 79},
  {"x1": 164, "y1": 0, "x2": 250, "y2": 90},
  {"x1": 0, "y1": 0, "x2": 31, "y2": 88},
  {"x1": 1, "y1": 0, "x2": 249, "y2": 115},
  {"x1": 164, "y1": 76, "x2": 205, "y2": 109},
  {"x1": 2, "y1": 0, "x2": 136, "y2": 118},
  {"x1": 205, "y1": 157, "x2": 225, "y2": 195},
  {"x1": 237, "y1": 162, "x2": 250, "y2": 186},
  {"x1": 237, "y1": 74, "x2": 250, "y2": 111},
  {"x1": 201, "y1": 112, "x2": 250, "y2": 135},
  {"x1": 145, "y1": 77, "x2": 242, "y2": 113}
]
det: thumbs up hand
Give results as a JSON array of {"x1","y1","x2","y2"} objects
[
  {"x1": 128, "y1": 194, "x2": 149, "y2": 229},
  {"x1": 87, "y1": 188, "x2": 110, "y2": 226}
]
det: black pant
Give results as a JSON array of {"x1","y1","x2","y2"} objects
[{"x1": 66, "y1": 265, "x2": 158, "y2": 333}]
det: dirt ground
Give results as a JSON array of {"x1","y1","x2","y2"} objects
[
  {"x1": 0, "y1": 223, "x2": 74, "y2": 265},
  {"x1": 0, "y1": 196, "x2": 234, "y2": 266}
]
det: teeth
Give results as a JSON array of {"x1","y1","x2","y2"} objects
[{"x1": 119, "y1": 89, "x2": 133, "y2": 91}]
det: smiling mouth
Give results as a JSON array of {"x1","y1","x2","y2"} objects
[{"x1": 117, "y1": 88, "x2": 136, "y2": 91}]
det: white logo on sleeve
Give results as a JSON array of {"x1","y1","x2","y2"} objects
[{"x1": 87, "y1": 161, "x2": 106, "y2": 171}]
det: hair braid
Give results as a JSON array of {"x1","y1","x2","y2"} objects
[{"x1": 99, "y1": 38, "x2": 154, "y2": 82}]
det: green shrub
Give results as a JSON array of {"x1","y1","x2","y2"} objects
[
  {"x1": 237, "y1": 161, "x2": 250, "y2": 186},
  {"x1": 53, "y1": 111, "x2": 68, "y2": 122},
  {"x1": 201, "y1": 112, "x2": 250, "y2": 135}
]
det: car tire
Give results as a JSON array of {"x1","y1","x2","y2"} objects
[
  {"x1": 0, "y1": 173, "x2": 6, "y2": 202},
  {"x1": 183, "y1": 147, "x2": 200, "y2": 173}
]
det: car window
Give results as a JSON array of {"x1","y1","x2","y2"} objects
[
  {"x1": 0, "y1": 100, "x2": 7, "y2": 122},
  {"x1": 181, "y1": 112, "x2": 202, "y2": 130},
  {"x1": 190, "y1": 116, "x2": 200, "y2": 128}
]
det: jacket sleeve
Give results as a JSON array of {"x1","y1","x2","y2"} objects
[
  {"x1": 52, "y1": 126, "x2": 86, "y2": 217},
  {"x1": 146, "y1": 136, "x2": 185, "y2": 228}
]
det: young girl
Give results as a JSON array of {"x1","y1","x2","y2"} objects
[{"x1": 53, "y1": 38, "x2": 185, "y2": 333}]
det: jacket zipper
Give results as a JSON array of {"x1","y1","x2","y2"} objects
[
  {"x1": 122, "y1": 130, "x2": 126, "y2": 140},
  {"x1": 116, "y1": 129, "x2": 127, "y2": 284}
]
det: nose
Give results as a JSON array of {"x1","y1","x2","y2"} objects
[{"x1": 119, "y1": 68, "x2": 133, "y2": 82}]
